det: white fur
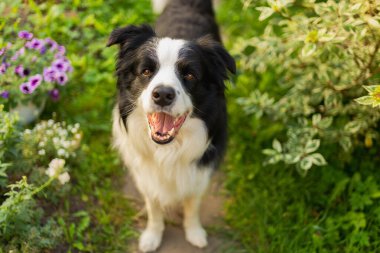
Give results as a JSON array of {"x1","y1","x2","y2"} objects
[
  {"x1": 141, "y1": 38, "x2": 192, "y2": 117},
  {"x1": 113, "y1": 106, "x2": 211, "y2": 251},
  {"x1": 113, "y1": 106, "x2": 211, "y2": 206},
  {"x1": 151, "y1": 0, "x2": 170, "y2": 14}
]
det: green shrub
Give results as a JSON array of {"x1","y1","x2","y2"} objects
[
  {"x1": 222, "y1": 0, "x2": 380, "y2": 252},
  {"x1": 237, "y1": 0, "x2": 380, "y2": 174}
]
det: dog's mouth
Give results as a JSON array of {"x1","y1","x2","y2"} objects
[{"x1": 147, "y1": 112, "x2": 188, "y2": 144}]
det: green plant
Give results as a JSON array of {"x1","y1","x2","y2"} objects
[
  {"x1": 237, "y1": 0, "x2": 380, "y2": 174},
  {"x1": 0, "y1": 172, "x2": 66, "y2": 252},
  {"x1": 221, "y1": 0, "x2": 380, "y2": 252}
]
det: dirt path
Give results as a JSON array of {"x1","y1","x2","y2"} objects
[{"x1": 123, "y1": 172, "x2": 232, "y2": 253}]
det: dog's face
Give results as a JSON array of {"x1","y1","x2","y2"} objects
[{"x1": 108, "y1": 25, "x2": 235, "y2": 145}]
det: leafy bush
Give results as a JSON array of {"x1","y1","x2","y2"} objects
[
  {"x1": 237, "y1": 0, "x2": 380, "y2": 174},
  {"x1": 221, "y1": 0, "x2": 380, "y2": 252},
  {"x1": 0, "y1": 106, "x2": 81, "y2": 252}
]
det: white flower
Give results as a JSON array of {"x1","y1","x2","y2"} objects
[
  {"x1": 58, "y1": 172, "x2": 70, "y2": 184},
  {"x1": 46, "y1": 158, "x2": 65, "y2": 177},
  {"x1": 24, "y1": 129, "x2": 32, "y2": 134},
  {"x1": 38, "y1": 149, "x2": 46, "y2": 156},
  {"x1": 38, "y1": 141, "x2": 45, "y2": 147},
  {"x1": 57, "y1": 148, "x2": 66, "y2": 157},
  {"x1": 62, "y1": 141, "x2": 70, "y2": 149}
]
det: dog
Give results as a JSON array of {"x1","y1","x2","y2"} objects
[{"x1": 107, "y1": 0, "x2": 235, "y2": 251}]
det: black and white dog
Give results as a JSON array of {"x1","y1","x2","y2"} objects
[{"x1": 107, "y1": 0, "x2": 235, "y2": 251}]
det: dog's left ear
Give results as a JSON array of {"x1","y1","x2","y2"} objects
[
  {"x1": 107, "y1": 24, "x2": 155, "y2": 47},
  {"x1": 197, "y1": 35, "x2": 236, "y2": 79}
]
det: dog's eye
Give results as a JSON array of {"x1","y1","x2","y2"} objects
[
  {"x1": 142, "y1": 69, "x2": 153, "y2": 77},
  {"x1": 183, "y1": 73, "x2": 195, "y2": 81}
]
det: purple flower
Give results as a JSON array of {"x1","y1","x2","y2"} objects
[
  {"x1": 57, "y1": 45, "x2": 66, "y2": 55},
  {"x1": 29, "y1": 74, "x2": 42, "y2": 89},
  {"x1": 14, "y1": 65, "x2": 30, "y2": 77},
  {"x1": 15, "y1": 65, "x2": 25, "y2": 77},
  {"x1": 1, "y1": 91, "x2": 9, "y2": 99},
  {"x1": 26, "y1": 38, "x2": 44, "y2": 50},
  {"x1": 49, "y1": 89, "x2": 60, "y2": 101},
  {"x1": 11, "y1": 53, "x2": 19, "y2": 61},
  {"x1": 18, "y1": 47, "x2": 25, "y2": 56},
  {"x1": 56, "y1": 72, "x2": 68, "y2": 85},
  {"x1": 43, "y1": 67, "x2": 57, "y2": 82},
  {"x1": 45, "y1": 38, "x2": 58, "y2": 51},
  {"x1": 18, "y1": 31, "x2": 34, "y2": 40},
  {"x1": 0, "y1": 48, "x2": 5, "y2": 56},
  {"x1": 23, "y1": 68, "x2": 30, "y2": 76},
  {"x1": 0, "y1": 63, "x2": 8, "y2": 74},
  {"x1": 20, "y1": 82, "x2": 32, "y2": 94},
  {"x1": 40, "y1": 46, "x2": 47, "y2": 55},
  {"x1": 52, "y1": 59, "x2": 69, "y2": 72}
]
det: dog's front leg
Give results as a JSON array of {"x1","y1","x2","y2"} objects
[
  {"x1": 139, "y1": 196, "x2": 164, "y2": 252},
  {"x1": 183, "y1": 195, "x2": 208, "y2": 248}
]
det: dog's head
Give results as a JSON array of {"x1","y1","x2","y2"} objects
[{"x1": 107, "y1": 25, "x2": 235, "y2": 145}]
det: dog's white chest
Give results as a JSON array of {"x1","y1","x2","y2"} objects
[{"x1": 112, "y1": 107, "x2": 212, "y2": 206}]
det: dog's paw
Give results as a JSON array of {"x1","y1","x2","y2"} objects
[
  {"x1": 139, "y1": 229, "x2": 163, "y2": 252},
  {"x1": 185, "y1": 226, "x2": 208, "y2": 248}
]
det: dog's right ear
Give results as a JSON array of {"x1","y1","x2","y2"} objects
[{"x1": 107, "y1": 24, "x2": 155, "y2": 47}]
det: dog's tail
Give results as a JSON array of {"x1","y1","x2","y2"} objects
[{"x1": 151, "y1": 0, "x2": 170, "y2": 14}]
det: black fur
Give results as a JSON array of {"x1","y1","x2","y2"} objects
[
  {"x1": 108, "y1": 1, "x2": 235, "y2": 169},
  {"x1": 155, "y1": 0, "x2": 221, "y2": 42}
]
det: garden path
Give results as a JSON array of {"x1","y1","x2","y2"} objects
[{"x1": 123, "y1": 171, "x2": 232, "y2": 253}]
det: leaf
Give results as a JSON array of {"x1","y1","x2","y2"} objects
[
  {"x1": 365, "y1": 16, "x2": 380, "y2": 28},
  {"x1": 340, "y1": 136, "x2": 352, "y2": 152},
  {"x1": 318, "y1": 117, "x2": 333, "y2": 129},
  {"x1": 344, "y1": 121, "x2": 361, "y2": 134},
  {"x1": 312, "y1": 114, "x2": 321, "y2": 125},
  {"x1": 355, "y1": 96, "x2": 375, "y2": 105},
  {"x1": 300, "y1": 157, "x2": 313, "y2": 170},
  {"x1": 309, "y1": 153, "x2": 327, "y2": 166},
  {"x1": 284, "y1": 154, "x2": 300, "y2": 164},
  {"x1": 305, "y1": 139, "x2": 320, "y2": 153},
  {"x1": 301, "y1": 43, "x2": 316, "y2": 57},
  {"x1": 363, "y1": 85, "x2": 379, "y2": 93},
  {"x1": 262, "y1": 149, "x2": 277, "y2": 156},
  {"x1": 272, "y1": 139, "x2": 282, "y2": 152},
  {"x1": 328, "y1": 178, "x2": 350, "y2": 205},
  {"x1": 256, "y1": 7, "x2": 275, "y2": 21}
]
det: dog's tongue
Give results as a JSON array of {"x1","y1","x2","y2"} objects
[{"x1": 151, "y1": 112, "x2": 175, "y2": 133}]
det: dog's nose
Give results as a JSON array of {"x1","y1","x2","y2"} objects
[{"x1": 152, "y1": 86, "x2": 176, "y2": 106}]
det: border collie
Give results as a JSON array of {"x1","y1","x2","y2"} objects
[{"x1": 107, "y1": 0, "x2": 235, "y2": 251}]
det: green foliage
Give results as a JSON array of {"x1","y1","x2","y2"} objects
[
  {"x1": 356, "y1": 85, "x2": 380, "y2": 108},
  {"x1": 1, "y1": 0, "x2": 152, "y2": 251},
  {"x1": 236, "y1": 0, "x2": 380, "y2": 172},
  {"x1": 222, "y1": 0, "x2": 380, "y2": 252},
  {"x1": 0, "y1": 176, "x2": 62, "y2": 252}
]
